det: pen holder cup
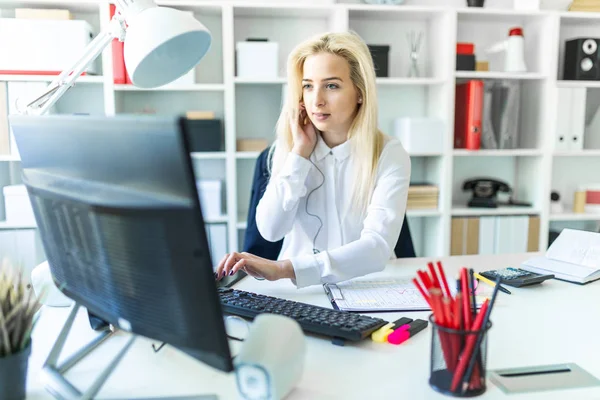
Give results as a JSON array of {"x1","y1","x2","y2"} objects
[{"x1": 429, "y1": 315, "x2": 492, "y2": 397}]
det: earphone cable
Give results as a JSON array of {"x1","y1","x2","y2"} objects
[{"x1": 305, "y1": 158, "x2": 325, "y2": 254}]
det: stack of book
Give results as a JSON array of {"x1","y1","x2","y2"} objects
[
  {"x1": 407, "y1": 184, "x2": 439, "y2": 210},
  {"x1": 569, "y1": 0, "x2": 600, "y2": 11}
]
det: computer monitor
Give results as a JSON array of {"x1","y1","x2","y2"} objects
[{"x1": 10, "y1": 114, "x2": 233, "y2": 373}]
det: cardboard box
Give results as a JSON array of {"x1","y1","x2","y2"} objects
[
  {"x1": 186, "y1": 111, "x2": 215, "y2": 120},
  {"x1": 476, "y1": 61, "x2": 489, "y2": 71},
  {"x1": 236, "y1": 139, "x2": 269, "y2": 152}
]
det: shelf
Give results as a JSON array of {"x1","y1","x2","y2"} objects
[
  {"x1": 154, "y1": 1, "x2": 222, "y2": 14},
  {"x1": 205, "y1": 215, "x2": 228, "y2": 224},
  {"x1": 457, "y1": 8, "x2": 546, "y2": 23},
  {"x1": 556, "y1": 80, "x2": 600, "y2": 89},
  {"x1": 549, "y1": 211, "x2": 600, "y2": 221},
  {"x1": 115, "y1": 84, "x2": 225, "y2": 92},
  {"x1": 0, "y1": 74, "x2": 104, "y2": 83},
  {"x1": 406, "y1": 209, "x2": 442, "y2": 217},
  {"x1": 234, "y1": 77, "x2": 287, "y2": 84},
  {"x1": 236, "y1": 77, "x2": 446, "y2": 85},
  {"x1": 376, "y1": 77, "x2": 445, "y2": 85},
  {"x1": 558, "y1": 11, "x2": 600, "y2": 22},
  {"x1": 451, "y1": 206, "x2": 540, "y2": 217},
  {"x1": 236, "y1": 151, "x2": 260, "y2": 159},
  {"x1": 233, "y1": 4, "x2": 332, "y2": 18},
  {"x1": 455, "y1": 71, "x2": 546, "y2": 80},
  {"x1": 190, "y1": 152, "x2": 226, "y2": 160},
  {"x1": 0, "y1": 155, "x2": 20, "y2": 162},
  {"x1": 0, "y1": 1, "x2": 569, "y2": 257},
  {"x1": 408, "y1": 152, "x2": 444, "y2": 157},
  {"x1": 453, "y1": 149, "x2": 543, "y2": 157},
  {"x1": 236, "y1": 210, "x2": 442, "y2": 228},
  {"x1": 553, "y1": 150, "x2": 600, "y2": 157},
  {"x1": 348, "y1": 4, "x2": 447, "y2": 20},
  {"x1": 0, "y1": 221, "x2": 36, "y2": 230}
]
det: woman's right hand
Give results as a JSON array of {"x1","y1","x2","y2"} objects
[{"x1": 291, "y1": 104, "x2": 317, "y2": 159}]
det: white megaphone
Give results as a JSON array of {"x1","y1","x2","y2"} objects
[{"x1": 486, "y1": 27, "x2": 527, "y2": 73}]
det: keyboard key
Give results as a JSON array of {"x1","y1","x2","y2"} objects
[{"x1": 218, "y1": 287, "x2": 387, "y2": 342}]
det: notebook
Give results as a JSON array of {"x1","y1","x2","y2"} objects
[
  {"x1": 323, "y1": 277, "x2": 488, "y2": 312},
  {"x1": 521, "y1": 228, "x2": 600, "y2": 284}
]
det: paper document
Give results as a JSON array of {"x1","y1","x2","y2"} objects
[
  {"x1": 324, "y1": 278, "x2": 429, "y2": 312},
  {"x1": 323, "y1": 277, "x2": 489, "y2": 312}
]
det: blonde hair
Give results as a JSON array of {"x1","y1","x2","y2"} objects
[{"x1": 270, "y1": 31, "x2": 385, "y2": 215}]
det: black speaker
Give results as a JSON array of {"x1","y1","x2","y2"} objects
[{"x1": 564, "y1": 38, "x2": 600, "y2": 80}]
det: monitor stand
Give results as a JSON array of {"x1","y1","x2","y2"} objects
[
  {"x1": 41, "y1": 303, "x2": 221, "y2": 400},
  {"x1": 41, "y1": 302, "x2": 133, "y2": 399}
]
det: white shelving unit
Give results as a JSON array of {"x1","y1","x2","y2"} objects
[{"x1": 1, "y1": 0, "x2": 600, "y2": 261}]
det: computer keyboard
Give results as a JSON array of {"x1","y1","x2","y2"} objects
[{"x1": 218, "y1": 287, "x2": 387, "y2": 342}]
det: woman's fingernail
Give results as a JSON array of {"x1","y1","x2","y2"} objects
[
  {"x1": 214, "y1": 272, "x2": 218, "y2": 279},
  {"x1": 229, "y1": 270, "x2": 235, "y2": 276}
]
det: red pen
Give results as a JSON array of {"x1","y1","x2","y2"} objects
[{"x1": 388, "y1": 319, "x2": 428, "y2": 345}]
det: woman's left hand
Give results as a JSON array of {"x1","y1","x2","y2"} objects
[{"x1": 215, "y1": 252, "x2": 296, "y2": 281}]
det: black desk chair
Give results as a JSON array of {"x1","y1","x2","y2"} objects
[{"x1": 242, "y1": 147, "x2": 416, "y2": 260}]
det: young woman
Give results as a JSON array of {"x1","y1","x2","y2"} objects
[{"x1": 216, "y1": 31, "x2": 411, "y2": 288}]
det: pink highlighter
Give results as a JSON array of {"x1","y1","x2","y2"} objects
[{"x1": 387, "y1": 319, "x2": 428, "y2": 345}]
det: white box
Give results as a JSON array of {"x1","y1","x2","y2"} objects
[
  {"x1": 0, "y1": 18, "x2": 98, "y2": 75},
  {"x1": 393, "y1": 117, "x2": 444, "y2": 154},
  {"x1": 197, "y1": 180, "x2": 223, "y2": 220},
  {"x1": 3, "y1": 184, "x2": 35, "y2": 224},
  {"x1": 236, "y1": 41, "x2": 279, "y2": 78}
]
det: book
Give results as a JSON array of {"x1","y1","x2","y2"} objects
[{"x1": 521, "y1": 228, "x2": 600, "y2": 284}]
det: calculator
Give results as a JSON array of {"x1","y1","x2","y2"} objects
[{"x1": 479, "y1": 267, "x2": 555, "y2": 288}]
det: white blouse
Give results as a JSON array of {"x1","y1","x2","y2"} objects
[{"x1": 256, "y1": 134, "x2": 411, "y2": 288}]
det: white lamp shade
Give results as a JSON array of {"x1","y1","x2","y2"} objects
[{"x1": 124, "y1": 7, "x2": 212, "y2": 88}]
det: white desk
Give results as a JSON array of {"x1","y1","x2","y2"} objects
[{"x1": 27, "y1": 253, "x2": 600, "y2": 399}]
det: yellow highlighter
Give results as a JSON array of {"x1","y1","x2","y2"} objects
[
  {"x1": 473, "y1": 272, "x2": 512, "y2": 295},
  {"x1": 371, "y1": 323, "x2": 394, "y2": 343},
  {"x1": 371, "y1": 317, "x2": 414, "y2": 343}
]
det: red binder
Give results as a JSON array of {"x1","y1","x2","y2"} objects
[
  {"x1": 454, "y1": 80, "x2": 483, "y2": 150},
  {"x1": 110, "y1": 4, "x2": 127, "y2": 84}
]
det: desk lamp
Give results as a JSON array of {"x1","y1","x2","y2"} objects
[{"x1": 21, "y1": 0, "x2": 211, "y2": 305}]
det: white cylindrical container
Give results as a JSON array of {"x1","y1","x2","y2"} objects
[{"x1": 505, "y1": 28, "x2": 527, "y2": 72}]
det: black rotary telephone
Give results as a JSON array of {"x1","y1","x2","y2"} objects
[{"x1": 463, "y1": 178, "x2": 532, "y2": 208}]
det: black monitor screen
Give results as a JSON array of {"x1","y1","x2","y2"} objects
[{"x1": 10, "y1": 114, "x2": 233, "y2": 372}]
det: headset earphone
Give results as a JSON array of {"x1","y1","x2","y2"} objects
[{"x1": 300, "y1": 93, "x2": 362, "y2": 254}]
